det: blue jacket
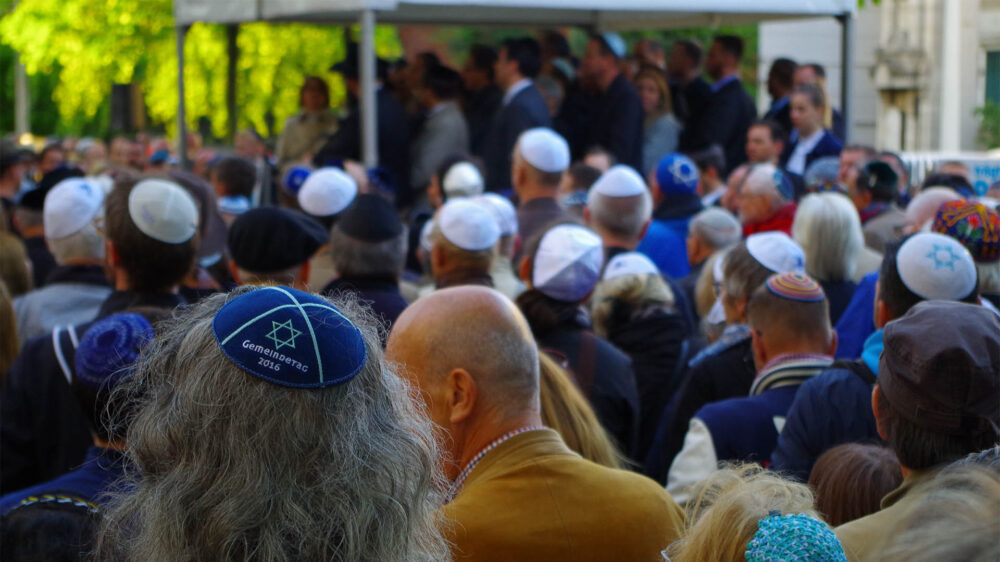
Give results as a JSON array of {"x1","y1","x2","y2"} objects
[
  {"x1": 779, "y1": 129, "x2": 843, "y2": 173},
  {"x1": 770, "y1": 331, "x2": 883, "y2": 481},
  {"x1": 484, "y1": 84, "x2": 551, "y2": 192},
  {"x1": 834, "y1": 272, "x2": 878, "y2": 359},
  {"x1": 637, "y1": 220, "x2": 690, "y2": 280},
  {"x1": 0, "y1": 446, "x2": 128, "y2": 514}
]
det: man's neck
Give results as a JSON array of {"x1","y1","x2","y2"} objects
[
  {"x1": 517, "y1": 185, "x2": 559, "y2": 204},
  {"x1": 59, "y1": 258, "x2": 103, "y2": 267},
  {"x1": 19, "y1": 225, "x2": 44, "y2": 238},
  {"x1": 113, "y1": 269, "x2": 179, "y2": 294},
  {"x1": 600, "y1": 235, "x2": 638, "y2": 251},
  {"x1": 502, "y1": 74, "x2": 527, "y2": 94},
  {"x1": 451, "y1": 410, "x2": 544, "y2": 480}
]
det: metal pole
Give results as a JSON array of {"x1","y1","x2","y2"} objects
[
  {"x1": 227, "y1": 24, "x2": 239, "y2": 143},
  {"x1": 359, "y1": 9, "x2": 378, "y2": 168},
  {"x1": 939, "y1": 0, "x2": 961, "y2": 151},
  {"x1": 14, "y1": 55, "x2": 29, "y2": 136},
  {"x1": 838, "y1": 13, "x2": 854, "y2": 144},
  {"x1": 176, "y1": 24, "x2": 190, "y2": 170}
]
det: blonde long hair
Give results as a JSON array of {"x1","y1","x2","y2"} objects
[{"x1": 538, "y1": 351, "x2": 625, "y2": 469}]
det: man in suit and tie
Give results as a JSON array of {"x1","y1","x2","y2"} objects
[{"x1": 484, "y1": 37, "x2": 551, "y2": 194}]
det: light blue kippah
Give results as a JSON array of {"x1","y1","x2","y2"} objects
[
  {"x1": 212, "y1": 286, "x2": 367, "y2": 389},
  {"x1": 745, "y1": 512, "x2": 847, "y2": 562}
]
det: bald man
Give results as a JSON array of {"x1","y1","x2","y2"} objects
[{"x1": 387, "y1": 286, "x2": 685, "y2": 562}]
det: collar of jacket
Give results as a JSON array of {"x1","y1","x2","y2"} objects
[
  {"x1": 44, "y1": 264, "x2": 110, "y2": 287},
  {"x1": 96, "y1": 291, "x2": 186, "y2": 319},
  {"x1": 750, "y1": 353, "x2": 834, "y2": 395}
]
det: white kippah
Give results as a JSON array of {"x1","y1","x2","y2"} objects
[
  {"x1": 518, "y1": 128, "x2": 570, "y2": 173},
  {"x1": 532, "y1": 224, "x2": 604, "y2": 302},
  {"x1": 298, "y1": 167, "x2": 358, "y2": 217},
  {"x1": 474, "y1": 193, "x2": 518, "y2": 237},
  {"x1": 442, "y1": 162, "x2": 485, "y2": 199},
  {"x1": 589, "y1": 165, "x2": 647, "y2": 200},
  {"x1": 896, "y1": 232, "x2": 977, "y2": 301},
  {"x1": 746, "y1": 231, "x2": 805, "y2": 273},
  {"x1": 438, "y1": 198, "x2": 500, "y2": 251},
  {"x1": 602, "y1": 251, "x2": 659, "y2": 281},
  {"x1": 128, "y1": 179, "x2": 199, "y2": 244},
  {"x1": 44, "y1": 178, "x2": 104, "y2": 239}
]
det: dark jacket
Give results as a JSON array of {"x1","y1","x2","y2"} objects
[
  {"x1": 833, "y1": 272, "x2": 878, "y2": 359},
  {"x1": 0, "y1": 446, "x2": 128, "y2": 513},
  {"x1": 820, "y1": 279, "x2": 857, "y2": 326},
  {"x1": 322, "y1": 276, "x2": 408, "y2": 344},
  {"x1": 763, "y1": 97, "x2": 792, "y2": 140},
  {"x1": 779, "y1": 129, "x2": 843, "y2": 173},
  {"x1": 23, "y1": 236, "x2": 57, "y2": 290},
  {"x1": 674, "y1": 76, "x2": 712, "y2": 150},
  {"x1": 585, "y1": 73, "x2": 644, "y2": 173},
  {"x1": 0, "y1": 291, "x2": 185, "y2": 494},
  {"x1": 684, "y1": 78, "x2": 756, "y2": 173},
  {"x1": 652, "y1": 192, "x2": 704, "y2": 240},
  {"x1": 484, "y1": 84, "x2": 551, "y2": 193},
  {"x1": 537, "y1": 324, "x2": 640, "y2": 460},
  {"x1": 515, "y1": 197, "x2": 573, "y2": 261},
  {"x1": 643, "y1": 331, "x2": 756, "y2": 483},
  {"x1": 770, "y1": 360, "x2": 880, "y2": 482},
  {"x1": 313, "y1": 89, "x2": 411, "y2": 206},
  {"x1": 605, "y1": 307, "x2": 688, "y2": 465},
  {"x1": 465, "y1": 85, "x2": 502, "y2": 158}
]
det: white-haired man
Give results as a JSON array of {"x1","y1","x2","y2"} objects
[
  {"x1": 14, "y1": 178, "x2": 111, "y2": 345},
  {"x1": 737, "y1": 163, "x2": 797, "y2": 236},
  {"x1": 678, "y1": 207, "x2": 742, "y2": 307}
]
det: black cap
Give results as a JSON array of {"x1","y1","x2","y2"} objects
[
  {"x1": 228, "y1": 207, "x2": 329, "y2": 273},
  {"x1": 335, "y1": 194, "x2": 402, "y2": 243},
  {"x1": 863, "y1": 160, "x2": 898, "y2": 199},
  {"x1": 18, "y1": 166, "x2": 85, "y2": 210}
]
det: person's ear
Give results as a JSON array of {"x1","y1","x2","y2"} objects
[
  {"x1": 295, "y1": 261, "x2": 311, "y2": 290},
  {"x1": 872, "y1": 385, "x2": 889, "y2": 441},
  {"x1": 518, "y1": 256, "x2": 531, "y2": 284},
  {"x1": 583, "y1": 206, "x2": 592, "y2": 227},
  {"x1": 875, "y1": 298, "x2": 891, "y2": 329},
  {"x1": 827, "y1": 329, "x2": 839, "y2": 357},
  {"x1": 750, "y1": 327, "x2": 767, "y2": 370},
  {"x1": 736, "y1": 293, "x2": 749, "y2": 322},
  {"x1": 431, "y1": 243, "x2": 445, "y2": 275},
  {"x1": 446, "y1": 368, "x2": 477, "y2": 425},
  {"x1": 106, "y1": 240, "x2": 121, "y2": 268},
  {"x1": 229, "y1": 260, "x2": 242, "y2": 285}
]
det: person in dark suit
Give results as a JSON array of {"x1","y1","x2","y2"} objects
[
  {"x1": 763, "y1": 58, "x2": 797, "y2": 139},
  {"x1": 483, "y1": 37, "x2": 551, "y2": 193},
  {"x1": 462, "y1": 45, "x2": 502, "y2": 158},
  {"x1": 578, "y1": 33, "x2": 644, "y2": 174},
  {"x1": 691, "y1": 36, "x2": 757, "y2": 174},
  {"x1": 313, "y1": 48, "x2": 411, "y2": 206},
  {"x1": 793, "y1": 63, "x2": 846, "y2": 142},
  {"x1": 779, "y1": 84, "x2": 843, "y2": 177},
  {"x1": 669, "y1": 40, "x2": 712, "y2": 152}
]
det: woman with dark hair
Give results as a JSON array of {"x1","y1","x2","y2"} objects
[
  {"x1": 808, "y1": 443, "x2": 903, "y2": 526},
  {"x1": 515, "y1": 222, "x2": 640, "y2": 460},
  {"x1": 275, "y1": 76, "x2": 339, "y2": 168}
]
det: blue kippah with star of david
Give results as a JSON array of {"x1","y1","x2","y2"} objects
[{"x1": 212, "y1": 286, "x2": 367, "y2": 388}]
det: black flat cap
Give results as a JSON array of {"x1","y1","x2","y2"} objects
[
  {"x1": 335, "y1": 194, "x2": 402, "y2": 243},
  {"x1": 228, "y1": 207, "x2": 329, "y2": 273}
]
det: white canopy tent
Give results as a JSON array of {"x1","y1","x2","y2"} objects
[{"x1": 172, "y1": 0, "x2": 857, "y2": 166}]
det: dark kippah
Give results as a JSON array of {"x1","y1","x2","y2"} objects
[
  {"x1": 228, "y1": 207, "x2": 329, "y2": 273},
  {"x1": 335, "y1": 194, "x2": 403, "y2": 243},
  {"x1": 863, "y1": 161, "x2": 898, "y2": 199},
  {"x1": 17, "y1": 166, "x2": 85, "y2": 210}
]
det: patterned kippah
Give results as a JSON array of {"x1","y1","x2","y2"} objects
[
  {"x1": 74, "y1": 313, "x2": 155, "y2": 390},
  {"x1": 745, "y1": 512, "x2": 847, "y2": 562},
  {"x1": 932, "y1": 200, "x2": 1000, "y2": 263},
  {"x1": 765, "y1": 272, "x2": 825, "y2": 302}
]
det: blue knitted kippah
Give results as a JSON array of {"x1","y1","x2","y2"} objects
[
  {"x1": 745, "y1": 512, "x2": 847, "y2": 562},
  {"x1": 74, "y1": 313, "x2": 154, "y2": 390},
  {"x1": 212, "y1": 286, "x2": 367, "y2": 388}
]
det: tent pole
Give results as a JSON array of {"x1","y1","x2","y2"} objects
[
  {"x1": 359, "y1": 9, "x2": 378, "y2": 168},
  {"x1": 838, "y1": 12, "x2": 854, "y2": 144},
  {"x1": 227, "y1": 24, "x2": 239, "y2": 143},
  {"x1": 177, "y1": 24, "x2": 190, "y2": 170}
]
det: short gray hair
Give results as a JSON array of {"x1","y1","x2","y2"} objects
[
  {"x1": 689, "y1": 207, "x2": 741, "y2": 250},
  {"x1": 586, "y1": 190, "x2": 652, "y2": 239},
  {"x1": 97, "y1": 289, "x2": 449, "y2": 561},
  {"x1": 46, "y1": 222, "x2": 105, "y2": 264},
  {"x1": 329, "y1": 227, "x2": 408, "y2": 278},
  {"x1": 742, "y1": 163, "x2": 788, "y2": 207},
  {"x1": 792, "y1": 193, "x2": 862, "y2": 282}
]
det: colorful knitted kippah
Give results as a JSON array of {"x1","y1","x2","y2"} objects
[
  {"x1": 745, "y1": 512, "x2": 847, "y2": 562},
  {"x1": 932, "y1": 200, "x2": 1000, "y2": 263},
  {"x1": 765, "y1": 272, "x2": 825, "y2": 302}
]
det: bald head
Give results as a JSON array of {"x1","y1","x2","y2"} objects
[{"x1": 388, "y1": 286, "x2": 540, "y2": 418}]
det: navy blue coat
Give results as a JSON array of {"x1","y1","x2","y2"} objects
[
  {"x1": 584, "y1": 73, "x2": 645, "y2": 173},
  {"x1": 834, "y1": 272, "x2": 878, "y2": 360},
  {"x1": 779, "y1": 129, "x2": 843, "y2": 173},
  {"x1": 0, "y1": 446, "x2": 128, "y2": 514},
  {"x1": 699, "y1": 386, "x2": 801, "y2": 466},
  {"x1": 685, "y1": 79, "x2": 756, "y2": 173},
  {"x1": 322, "y1": 276, "x2": 408, "y2": 345},
  {"x1": 675, "y1": 76, "x2": 712, "y2": 151},
  {"x1": 770, "y1": 362, "x2": 880, "y2": 482},
  {"x1": 483, "y1": 84, "x2": 551, "y2": 193}
]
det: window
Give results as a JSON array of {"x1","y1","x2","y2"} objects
[{"x1": 987, "y1": 50, "x2": 1000, "y2": 104}]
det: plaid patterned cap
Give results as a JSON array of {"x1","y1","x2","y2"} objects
[
  {"x1": 745, "y1": 512, "x2": 847, "y2": 562},
  {"x1": 932, "y1": 200, "x2": 1000, "y2": 263}
]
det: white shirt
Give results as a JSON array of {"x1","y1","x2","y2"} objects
[
  {"x1": 785, "y1": 129, "x2": 825, "y2": 175},
  {"x1": 502, "y1": 78, "x2": 533, "y2": 106}
]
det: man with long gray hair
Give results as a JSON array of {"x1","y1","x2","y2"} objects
[{"x1": 97, "y1": 286, "x2": 449, "y2": 561}]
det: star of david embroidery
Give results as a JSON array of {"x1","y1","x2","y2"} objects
[
  {"x1": 926, "y1": 244, "x2": 960, "y2": 271},
  {"x1": 266, "y1": 319, "x2": 302, "y2": 350},
  {"x1": 670, "y1": 160, "x2": 698, "y2": 187}
]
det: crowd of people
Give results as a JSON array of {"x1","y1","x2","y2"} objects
[{"x1": 1, "y1": 29, "x2": 999, "y2": 562}]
